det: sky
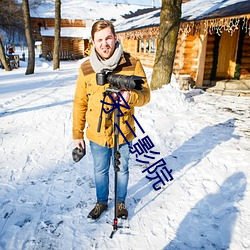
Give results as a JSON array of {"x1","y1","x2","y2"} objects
[{"x1": 0, "y1": 48, "x2": 249, "y2": 249}]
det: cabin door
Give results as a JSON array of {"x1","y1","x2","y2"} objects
[{"x1": 216, "y1": 30, "x2": 239, "y2": 79}]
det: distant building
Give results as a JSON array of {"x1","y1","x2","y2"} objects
[
  {"x1": 30, "y1": 1, "x2": 151, "y2": 60},
  {"x1": 31, "y1": 18, "x2": 92, "y2": 60}
]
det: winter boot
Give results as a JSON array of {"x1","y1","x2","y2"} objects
[
  {"x1": 117, "y1": 202, "x2": 128, "y2": 219},
  {"x1": 87, "y1": 202, "x2": 108, "y2": 220}
]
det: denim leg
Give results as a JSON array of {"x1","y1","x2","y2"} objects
[
  {"x1": 113, "y1": 141, "x2": 131, "y2": 203},
  {"x1": 90, "y1": 141, "x2": 111, "y2": 204}
]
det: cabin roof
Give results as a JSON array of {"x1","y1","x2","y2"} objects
[
  {"x1": 40, "y1": 27, "x2": 91, "y2": 39},
  {"x1": 115, "y1": 0, "x2": 250, "y2": 32},
  {"x1": 115, "y1": 8, "x2": 160, "y2": 33},
  {"x1": 182, "y1": 0, "x2": 250, "y2": 21}
]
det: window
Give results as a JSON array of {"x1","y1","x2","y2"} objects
[{"x1": 137, "y1": 38, "x2": 156, "y2": 54}]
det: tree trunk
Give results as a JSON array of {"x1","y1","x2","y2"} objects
[
  {"x1": 22, "y1": 0, "x2": 35, "y2": 75},
  {"x1": 151, "y1": 0, "x2": 182, "y2": 90},
  {"x1": 53, "y1": 0, "x2": 61, "y2": 70},
  {"x1": 0, "y1": 37, "x2": 11, "y2": 71}
]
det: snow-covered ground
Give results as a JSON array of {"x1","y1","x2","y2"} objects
[{"x1": 0, "y1": 50, "x2": 250, "y2": 250}]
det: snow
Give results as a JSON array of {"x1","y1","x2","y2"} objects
[
  {"x1": 114, "y1": 0, "x2": 249, "y2": 32},
  {"x1": 40, "y1": 27, "x2": 92, "y2": 39},
  {"x1": 115, "y1": 9, "x2": 160, "y2": 32},
  {"x1": 93, "y1": 0, "x2": 161, "y2": 7},
  {"x1": 30, "y1": 0, "x2": 152, "y2": 20},
  {"x1": 0, "y1": 48, "x2": 250, "y2": 249},
  {"x1": 182, "y1": 0, "x2": 249, "y2": 21}
]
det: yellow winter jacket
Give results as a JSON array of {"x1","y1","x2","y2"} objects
[{"x1": 72, "y1": 52, "x2": 150, "y2": 148}]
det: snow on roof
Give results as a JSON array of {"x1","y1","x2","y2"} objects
[
  {"x1": 40, "y1": 27, "x2": 92, "y2": 39},
  {"x1": 30, "y1": 0, "x2": 151, "y2": 20},
  {"x1": 114, "y1": 8, "x2": 160, "y2": 32},
  {"x1": 182, "y1": 0, "x2": 250, "y2": 21},
  {"x1": 114, "y1": 0, "x2": 250, "y2": 32}
]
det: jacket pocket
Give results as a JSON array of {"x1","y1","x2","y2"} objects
[{"x1": 121, "y1": 109, "x2": 135, "y2": 133}]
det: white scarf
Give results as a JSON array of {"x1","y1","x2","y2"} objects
[{"x1": 90, "y1": 41, "x2": 123, "y2": 73}]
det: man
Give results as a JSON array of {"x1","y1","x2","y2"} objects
[{"x1": 73, "y1": 20, "x2": 150, "y2": 220}]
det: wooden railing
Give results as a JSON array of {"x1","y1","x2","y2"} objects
[{"x1": 46, "y1": 51, "x2": 83, "y2": 61}]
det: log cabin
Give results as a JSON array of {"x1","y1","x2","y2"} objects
[
  {"x1": 115, "y1": 0, "x2": 250, "y2": 92},
  {"x1": 31, "y1": 18, "x2": 92, "y2": 60},
  {"x1": 30, "y1": 1, "x2": 152, "y2": 61}
]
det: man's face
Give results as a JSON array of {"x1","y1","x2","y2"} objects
[{"x1": 93, "y1": 27, "x2": 117, "y2": 60}]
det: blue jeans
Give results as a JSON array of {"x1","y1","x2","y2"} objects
[{"x1": 90, "y1": 141, "x2": 131, "y2": 205}]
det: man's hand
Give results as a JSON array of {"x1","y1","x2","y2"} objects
[
  {"x1": 119, "y1": 90, "x2": 130, "y2": 104},
  {"x1": 110, "y1": 90, "x2": 130, "y2": 104},
  {"x1": 74, "y1": 139, "x2": 85, "y2": 149}
]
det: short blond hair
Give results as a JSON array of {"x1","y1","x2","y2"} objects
[{"x1": 91, "y1": 20, "x2": 116, "y2": 40}]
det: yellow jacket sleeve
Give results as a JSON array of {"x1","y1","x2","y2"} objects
[
  {"x1": 72, "y1": 68, "x2": 88, "y2": 140},
  {"x1": 128, "y1": 59, "x2": 150, "y2": 107}
]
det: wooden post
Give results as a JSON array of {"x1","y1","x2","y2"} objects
[
  {"x1": 195, "y1": 32, "x2": 207, "y2": 88},
  {"x1": 139, "y1": 39, "x2": 142, "y2": 53},
  {"x1": 144, "y1": 38, "x2": 146, "y2": 54}
]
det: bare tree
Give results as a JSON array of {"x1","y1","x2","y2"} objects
[
  {"x1": 0, "y1": 0, "x2": 24, "y2": 38},
  {"x1": 22, "y1": 0, "x2": 35, "y2": 75},
  {"x1": 53, "y1": 0, "x2": 61, "y2": 70},
  {"x1": 151, "y1": 0, "x2": 182, "y2": 90},
  {"x1": 0, "y1": 0, "x2": 23, "y2": 71},
  {"x1": 0, "y1": 37, "x2": 11, "y2": 71}
]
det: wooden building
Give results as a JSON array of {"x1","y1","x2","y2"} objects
[
  {"x1": 30, "y1": 1, "x2": 153, "y2": 61},
  {"x1": 31, "y1": 18, "x2": 92, "y2": 60},
  {"x1": 115, "y1": 0, "x2": 250, "y2": 88}
]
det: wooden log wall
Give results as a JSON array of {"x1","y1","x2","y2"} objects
[
  {"x1": 203, "y1": 33, "x2": 216, "y2": 82},
  {"x1": 41, "y1": 37, "x2": 53, "y2": 58},
  {"x1": 120, "y1": 39, "x2": 137, "y2": 54},
  {"x1": 173, "y1": 34, "x2": 185, "y2": 75},
  {"x1": 173, "y1": 34, "x2": 199, "y2": 80},
  {"x1": 41, "y1": 37, "x2": 86, "y2": 58},
  {"x1": 203, "y1": 30, "x2": 250, "y2": 82},
  {"x1": 183, "y1": 35, "x2": 198, "y2": 79},
  {"x1": 32, "y1": 17, "x2": 89, "y2": 60},
  {"x1": 240, "y1": 35, "x2": 250, "y2": 79},
  {"x1": 32, "y1": 18, "x2": 86, "y2": 29},
  {"x1": 134, "y1": 53, "x2": 155, "y2": 68},
  {"x1": 120, "y1": 38, "x2": 156, "y2": 68},
  {"x1": 72, "y1": 38, "x2": 88, "y2": 55},
  {"x1": 61, "y1": 38, "x2": 74, "y2": 52},
  {"x1": 120, "y1": 31, "x2": 200, "y2": 77}
]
